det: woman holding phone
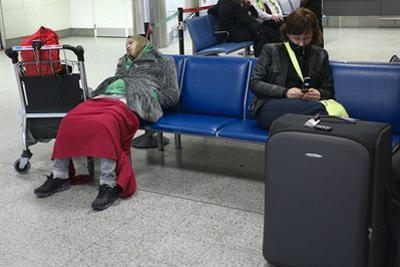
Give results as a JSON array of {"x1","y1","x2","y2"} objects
[{"x1": 249, "y1": 7, "x2": 332, "y2": 130}]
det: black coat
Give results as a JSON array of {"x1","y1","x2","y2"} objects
[
  {"x1": 302, "y1": 0, "x2": 322, "y2": 25},
  {"x1": 249, "y1": 42, "x2": 333, "y2": 115}
]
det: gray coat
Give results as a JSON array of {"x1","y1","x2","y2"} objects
[{"x1": 93, "y1": 49, "x2": 180, "y2": 122}]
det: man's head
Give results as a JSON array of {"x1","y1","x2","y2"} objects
[
  {"x1": 280, "y1": 8, "x2": 323, "y2": 47},
  {"x1": 126, "y1": 35, "x2": 150, "y2": 58}
]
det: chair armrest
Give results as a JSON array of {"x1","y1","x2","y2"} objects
[{"x1": 214, "y1": 31, "x2": 229, "y2": 43}]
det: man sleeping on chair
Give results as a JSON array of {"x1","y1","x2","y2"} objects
[{"x1": 34, "y1": 35, "x2": 180, "y2": 211}]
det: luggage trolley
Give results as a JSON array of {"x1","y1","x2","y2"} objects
[{"x1": 5, "y1": 43, "x2": 93, "y2": 174}]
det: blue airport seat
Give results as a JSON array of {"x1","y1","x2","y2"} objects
[{"x1": 185, "y1": 15, "x2": 253, "y2": 56}]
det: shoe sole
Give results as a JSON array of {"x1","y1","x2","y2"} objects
[
  {"x1": 92, "y1": 202, "x2": 113, "y2": 211},
  {"x1": 91, "y1": 196, "x2": 120, "y2": 211},
  {"x1": 34, "y1": 183, "x2": 71, "y2": 198}
]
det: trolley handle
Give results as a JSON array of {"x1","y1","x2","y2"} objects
[
  {"x1": 5, "y1": 44, "x2": 85, "y2": 63},
  {"x1": 62, "y1": 45, "x2": 85, "y2": 62},
  {"x1": 5, "y1": 48, "x2": 18, "y2": 64}
]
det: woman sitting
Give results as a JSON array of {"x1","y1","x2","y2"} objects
[
  {"x1": 34, "y1": 35, "x2": 180, "y2": 211},
  {"x1": 250, "y1": 7, "x2": 332, "y2": 130}
]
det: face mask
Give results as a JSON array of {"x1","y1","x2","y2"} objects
[{"x1": 289, "y1": 40, "x2": 307, "y2": 56}]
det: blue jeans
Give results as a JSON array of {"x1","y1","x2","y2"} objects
[{"x1": 256, "y1": 98, "x2": 328, "y2": 130}]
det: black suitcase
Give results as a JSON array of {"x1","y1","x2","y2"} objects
[
  {"x1": 388, "y1": 148, "x2": 400, "y2": 267},
  {"x1": 263, "y1": 114, "x2": 392, "y2": 267}
]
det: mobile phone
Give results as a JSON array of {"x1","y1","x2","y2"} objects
[{"x1": 302, "y1": 76, "x2": 311, "y2": 93}]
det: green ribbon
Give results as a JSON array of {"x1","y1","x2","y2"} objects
[
  {"x1": 284, "y1": 42, "x2": 304, "y2": 82},
  {"x1": 153, "y1": 11, "x2": 179, "y2": 28},
  {"x1": 257, "y1": 0, "x2": 263, "y2": 9}
]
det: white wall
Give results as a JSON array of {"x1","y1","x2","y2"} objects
[
  {"x1": 1, "y1": 0, "x2": 71, "y2": 39},
  {"x1": 92, "y1": 0, "x2": 131, "y2": 28},
  {"x1": 70, "y1": 0, "x2": 132, "y2": 36},
  {"x1": 70, "y1": 0, "x2": 93, "y2": 28}
]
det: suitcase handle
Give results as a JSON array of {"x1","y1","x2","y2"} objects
[{"x1": 314, "y1": 114, "x2": 357, "y2": 124}]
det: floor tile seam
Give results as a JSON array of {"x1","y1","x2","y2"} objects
[
  {"x1": 138, "y1": 188, "x2": 264, "y2": 215},
  {"x1": 130, "y1": 189, "x2": 165, "y2": 211}
]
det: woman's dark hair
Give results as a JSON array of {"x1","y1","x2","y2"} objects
[{"x1": 280, "y1": 8, "x2": 323, "y2": 47}]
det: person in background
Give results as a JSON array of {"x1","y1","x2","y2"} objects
[
  {"x1": 250, "y1": 8, "x2": 331, "y2": 130},
  {"x1": 33, "y1": 35, "x2": 180, "y2": 211},
  {"x1": 300, "y1": 0, "x2": 323, "y2": 45},
  {"x1": 208, "y1": 0, "x2": 272, "y2": 56},
  {"x1": 255, "y1": 0, "x2": 285, "y2": 23},
  {"x1": 243, "y1": 0, "x2": 282, "y2": 42}
]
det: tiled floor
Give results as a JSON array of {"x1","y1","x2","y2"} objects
[{"x1": 0, "y1": 27, "x2": 399, "y2": 266}]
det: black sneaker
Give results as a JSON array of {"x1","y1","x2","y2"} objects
[
  {"x1": 91, "y1": 185, "x2": 121, "y2": 211},
  {"x1": 34, "y1": 175, "x2": 71, "y2": 198}
]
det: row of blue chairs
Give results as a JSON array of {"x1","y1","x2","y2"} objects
[{"x1": 144, "y1": 55, "x2": 400, "y2": 150}]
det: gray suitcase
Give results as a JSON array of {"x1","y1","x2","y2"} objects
[{"x1": 264, "y1": 114, "x2": 392, "y2": 267}]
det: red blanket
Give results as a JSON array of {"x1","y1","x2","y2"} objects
[{"x1": 52, "y1": 98, "x2": 140, "y2": 197}]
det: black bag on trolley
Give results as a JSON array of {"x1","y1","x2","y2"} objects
[{"x1": 263, "y1": 113, "x2": 392, "y2": 267}]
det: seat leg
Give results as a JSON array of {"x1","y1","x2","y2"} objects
[
  {"x1": 157, "y1": 132, "x2": 165, "y2": 151},
  {"x1": 174, "y1": 134, "x2": 182, "y2": 149}
]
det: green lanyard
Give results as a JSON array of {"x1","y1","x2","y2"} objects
[
  {"x1": 284, "y1": 42, "x2": 304, "y2": 82},
  {"x1": 257, "y1": 0, "x2": 263, "y2": 9}
]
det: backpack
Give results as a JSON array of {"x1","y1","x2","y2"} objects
[{"x1": 21, "y1": 26, "x2": 62, "y2": 76}]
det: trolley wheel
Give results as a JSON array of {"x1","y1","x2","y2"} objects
[{"x1": 14, "y1": 159, "x2": 30, "y2": 173}]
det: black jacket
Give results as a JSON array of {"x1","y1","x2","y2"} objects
[
  {"x1": 208, "y1": 0, "x2": 258, "y2": 39},
  {"x1": 302, "y1": 0, "x2": 322, "y2": 24},
  {"x1": 249, "y1": 43, "x2": 334, "y2": 115}
]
